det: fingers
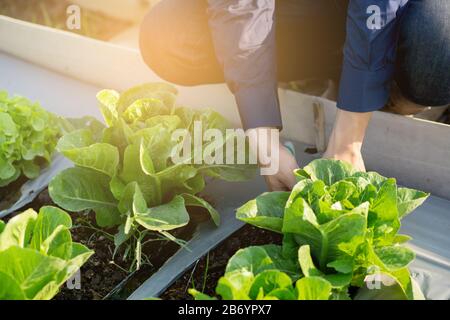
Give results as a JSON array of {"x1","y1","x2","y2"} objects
[
  {"x1": 264, "y1": 175, "x2": 291, "y2": 192},
  {"x1": 264, "y1": 167, "x2": 297, "y2": 191},
  {"x1": 284, "y1": 174, "x2": 297, "y2": 190}
]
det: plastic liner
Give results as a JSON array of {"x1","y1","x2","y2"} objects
[
  {"x1": 127, "y1": 208, "x2": 243, "y2": 299},
  {"x1": 400, "y1": 194, "x2": 450, "y2": 300},
  {"x1": 0, "y1": 156, "x2": 72, "y2": 218}
]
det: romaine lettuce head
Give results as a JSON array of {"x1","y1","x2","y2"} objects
[
  {"x1": 190, "y1": 245, "x2": 333, "y2": 300},
  {"x1": 49, "y1": 83, "x2": 255, "y2": 249},
  {"x1": 0, "y1": 206, "x2": 93, "y2": 300},
  {"x1": 236, "y1": 159, "x2": 429, "y2": 300}
]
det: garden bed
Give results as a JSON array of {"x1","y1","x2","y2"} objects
[
  {"x1": 6, "y1": 189, "x2": 129, "y2": 300},
  {"x1": 10, "y1": 186, "x2": 219, "y2": 300},
  {"x1": 156, "y1": 161, "x2": 450, "y2": 301},
  {"x1": 2, "y1": 163, "x2": 267, "y2": 301},
  {"x1": 161, "y1": 224, "x2": 282, "y2": 300},
  {"x1": 0, "y1": 176, "x2": 28, "y2": 212},
  {"x1": 1, "y1": 21, "x2": 450, "y2": 301}
]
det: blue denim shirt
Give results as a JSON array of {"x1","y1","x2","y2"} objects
[{"x1": 207, "y1": 0, "x2": 409, "y2": 130}]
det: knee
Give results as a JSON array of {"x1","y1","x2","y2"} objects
[
  {"x1": 139, "y1": 4, "x2": 177, "y2": 84},
  {"x1": 140, "y1": 1, "x2": 195, "y2": 86},
  {"x1": 139, "y1": 0, "x2": 222, "y2": 86},
  {"x1": 396, "y1": 0, "x2": 450, "y2": 106},
  {"x1": 400, "y1": 0, "x2": 450, "y2": 48}
]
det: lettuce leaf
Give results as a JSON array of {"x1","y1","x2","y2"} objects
[
  {"x1": 49, "y1": 83, "x2": 255, "y2": 259},
  {"x1": 0, "y1": 206, "x2": 93, "y2": 300},
  {"x1": 0, "y1": 91, "x2": 61, "y2": 186},
  {"x1": 233, "y1": 159, "x2": 429, "y2": 300},
  {"x1": 190, "y1": 246, "x2": 333, "y2": 300}
]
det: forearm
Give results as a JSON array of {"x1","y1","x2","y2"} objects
[
  {"x1": 207, "y1": 0, "x2": 281, "y2": 130},
  {"x1": 324, "y1": 109, "x2": 372, "y2": 171},
  {"x1": 329, "y1": 110, "x2": 372, "y2": 151}
]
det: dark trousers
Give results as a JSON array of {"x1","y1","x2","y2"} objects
[{"x1": 140, "y1": 0, "x2": 450, "y2": 106}]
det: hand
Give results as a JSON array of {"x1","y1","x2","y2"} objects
[
  {"x1": 323, "y1": 144, "x2": 366, "y2": 172},
  {"x1": 247, "y1": 127, "x2": 299, "y2": 191},
  {"x1": 323, "y1": 109, "x2": 371, "y2": 172},
  {"x1": 264, "y1": 144, "x2": 299, "y2": 191}
]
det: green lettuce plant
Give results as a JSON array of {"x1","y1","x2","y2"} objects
[
  {"x1": 190, "y1": 245, "x2": 333, "y2": 300},
  {"x1": 0, "y1": 206, "x2": 93, "y2": 300},
  {"x1": 0, "y1": 91, "x2": 61, "y2": 186},
  {"x1": 49, "y1": 83, "x2": 254, "y2": 267},
  {"x1": 193, "y1": 159, "x2": 428, "y2": 300}
]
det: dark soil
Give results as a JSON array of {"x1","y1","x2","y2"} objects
[
  {"x1": 22, "y1": 188, "x2": 211, "y2": 300},
  {"x1": 160, "y1": 225, "x2": 283, "y2": 300},
  {"x1": 0, "y1": 175, "x2": 28, "y2": 212},
  {"x1": 10, "y1": 188, "x2": 290, "y2": 300},
  {"x1": 24, "y1": 189, "x2": 128, "y2": 300},
  {"x1": 443, "y1": 108, "x2": 450, "y2": 125},
  {"x1": 0, "y1": 0, "x2": 131, "y2": 41},
  {"x1": 56, "y1": 214, "x2": 130, "y2": 300}
]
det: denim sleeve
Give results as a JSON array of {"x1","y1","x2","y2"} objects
[
  {"x1": 337, "y1": 0, "x2": 409, "y2": 112},
  {"x1": 207, "y1": 0, "x2": 282, "y2": 130}
]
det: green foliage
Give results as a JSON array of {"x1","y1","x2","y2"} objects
[
  {"x1": 49, "y1": 83, "x2": 254, "y2": 266},
  {"x1": 0, "y1": 91, "x2": 61, "y2": 186},
  {"x1": 189, "y1": 245, "x2": 331, "y2": 300},
  {"x1": 0, "y1": 206, "x2": 93, "y2": 300},
  {"x1": 198, "y1": 159, "x2": 428, "y2": 300}
]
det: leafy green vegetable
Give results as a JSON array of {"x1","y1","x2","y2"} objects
[
  {"x1": 49, "y1": 83, "x2": 254, "y2": 268},
  {"x1": 197, "y1": 159, "x2": 428, "y2": 300},
  {"x1": 0, "y1": 91, "x2": 61, "y2": 186},
  {"x1": 236, "y1": 192, "x2": 289, "y2": 233},
  {"x1": 0, "y1": 206, "x2": 93, "y2": 300},
  {"x1": 189, "y1": 245, "x2": 331, "y2": 300}
]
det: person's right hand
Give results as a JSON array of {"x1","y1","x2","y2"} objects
[
  {"x1": 247, "y1": 127, "x2": 299, "y2": 191},
  {"x1": 323, "y1": 109, "x2": 371, "y2": 172}
]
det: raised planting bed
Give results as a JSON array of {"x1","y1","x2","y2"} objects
[
  {"x1": 15, "y1": 171, "x2": 267, "y2": 300},
  {"x1": 160, "y1": 224, "x2": 283, "y2": 300},
  {"x1": 153, "y1": 160, "x2": 450, "y2": 301},
  {"x1": 20, "y1": 188, "x2": 222, "y2": 300},
  {"x1": 3, "y1": 154, "x2": 450, "y2": 300},
  {"x1": 0, "y1": 76, "x2": 261, "y2": 300},
  {"x1": 160, "y1": 208, "x2": 450, "y2": 301},
  {"x1": 1, "y1": 30, "x2": 449, "y2": 301},
  {"x1": 0, "y1": 155, "x2": 71, "y2": 218}
]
